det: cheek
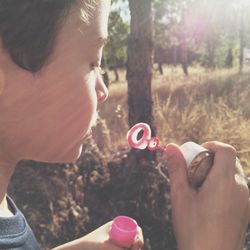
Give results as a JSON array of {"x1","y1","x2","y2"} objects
[
  {"x1": 64, "y1": 76, "x2": 98, "y2": 132},
  {"x1": 83, "y1": 84, "x2": 98, "y2": 124},
  {"x1": 26, "y1": 83, "x2": 97, "y2": 161}
]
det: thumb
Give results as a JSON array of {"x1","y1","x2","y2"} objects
[
  {"x1": 131, "y1": 226, "x2": 144, "y2": 250},
  {"x1": 165, "y1": 143, "x2": 192, "y2": 198}
]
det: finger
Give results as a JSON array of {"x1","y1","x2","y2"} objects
[
  {"x1": 165, "y1": 143, "x2": 192, "y2": 198},
  {"x1": 202, "y1": 141, "x2": 237, "y2": 179},
  {"x1": 131, "y1": 226, "x2": 144, "y2": 250},
  {"x1": 248, "y1": 198, "x2": 250, "y2": 223},
  {"x1": 246, "y1": 176, "x2": 250, "y2": 190},
  {"x1": 236, "y1": 157, "x2": 246, "y2": 177}
]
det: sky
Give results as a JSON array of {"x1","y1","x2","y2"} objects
[{"x1": 111, "y1": 0, "x2": 130, "y2": 22}]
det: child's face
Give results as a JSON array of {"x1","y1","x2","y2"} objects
[{"x1": 0, "y1": 1, "x2": 110, "y2": 164}]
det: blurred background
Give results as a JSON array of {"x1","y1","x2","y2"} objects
[{"x1": 8, "y1": 0, "x2": 250, "y2": 249}]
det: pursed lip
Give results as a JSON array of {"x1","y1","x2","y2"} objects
[
  {"x1": 81, "y1": 129, "x2": 92, "y2": 141},
  {"x1": 86, "y1": 129, "x2": 92, "y2": 137}
]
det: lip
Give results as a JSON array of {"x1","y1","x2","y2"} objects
[
  {"x1": 83, "y1": 129, "x2": 92, "y2": 140},
  {"x1": 86, "y1": 129, "x2": 92, "y2": 136},
  {"x1": 78, "y1": 128, "x2": 93, "y2": 144}
]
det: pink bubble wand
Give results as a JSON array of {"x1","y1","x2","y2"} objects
[
  {"x1": 126, "y1": 122, "x2": 216, "y2": 189},
  {"x1": 127, "y1": 123, "x2": 167, "y2": 152},
  {"x1": 126, "y1": 122, "x2": 170, "y2": 182}
]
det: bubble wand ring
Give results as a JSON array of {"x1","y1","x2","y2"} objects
[{"x1": 126, "y1": 123, "x2": 166, "y2": 152}]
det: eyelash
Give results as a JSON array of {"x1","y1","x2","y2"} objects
[{"x1": 90, "y1": 63, "x2": 105, "y2": 75}]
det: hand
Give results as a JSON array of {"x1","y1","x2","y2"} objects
[
  {"x1": 166, "y1": 141, "x2": 250, "y2": 250},
  {"x1": 82, "y1": 221, "x2": 143, "y2": 250},
  {"x1": 52, "y1": 221, "x2": 144, "y2": 250}
]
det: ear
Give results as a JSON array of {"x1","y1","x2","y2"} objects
[
  {"x1": 0, "y1": 41, "x2": 6, "y2": 95},
  {"x1": 0, "y1": 68, "x2": 5, "y2": 96}
]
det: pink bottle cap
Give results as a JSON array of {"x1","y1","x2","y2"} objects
[{"x1": 109, "y1": 216, "x2": 138, "y2": 248}]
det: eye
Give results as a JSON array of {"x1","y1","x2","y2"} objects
[{"x1": 90, "y1": 63, "x2": 105, "y2": 75}]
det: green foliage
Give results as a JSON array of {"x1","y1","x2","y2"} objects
[
  {"x1": 153, "y1": 0, "x2": 250, "y2": 73},
  {"x1": 104, "y1": 9, "x2": 129, "y2": 69},
  {"x1": 109, "y1": 0, "x2": 250, "y2": 73}
]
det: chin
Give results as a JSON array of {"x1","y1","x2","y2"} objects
[
  {"x1": 32, "y1": 144, "x2": 83, "y2": 164},
  {"x1": 58, "y1": 144, "x2": 83, "y2": 164}
]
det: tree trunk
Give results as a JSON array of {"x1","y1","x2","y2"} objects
[
  {"x1": 181, "y1": 62, "x2": 189, "y2": 76},
  {"x1": 239, "y1": 7, "x2": 245, "y2": 73},
  {"x1": 173, "y1": 46, "x2": 177, "y2": 67},
  {"x1": 101, "y1": 57, "x2": 110, "y2": 88},
  {"x1": 114, "y1": 67, "x2": 120, "y2": 82},
  {"x1": 102, "y1": 72, "x2": 110, "y2": 88},
  {"x1": 181, "y1": 34, "x2": 189, "y2": 76},
  {"x1": 127, "y1": 0, "x2": 155, "y2": 160},
  {"x1": 180, "y1": 14, "x2": 189, "y2": 76},
  {"x1": 158, "y1": 63, "x2": 164, "y2": 75},
  {"x1": 181, "y1": 40, "x2": 189, "y2": 76}
]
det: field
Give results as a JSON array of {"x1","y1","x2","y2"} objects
[
  {"x1": 9, "y1": 65, "x2": 250, "y2": 250},
  {"x1": 95, "y1": 65, "x2": 250, "y2": 175}
]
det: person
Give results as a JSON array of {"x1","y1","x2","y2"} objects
[
  {"x1": 0, "y1": 0, "x2": 142, "y2": 249},
  {"x1": 0, "y1": 0, "x2": 249, "y2": 250}
]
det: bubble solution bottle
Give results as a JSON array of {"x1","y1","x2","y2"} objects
[
  {"x1": 109, "y1": 216, "x2": 138, "y2": 248},
  {"x1": 180, "y1": 142, "x2": 214, "y2": 188}
]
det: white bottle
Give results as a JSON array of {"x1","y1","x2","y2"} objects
[{"x1": 180, "y1": 142, "x2": 214, "y2": 188}]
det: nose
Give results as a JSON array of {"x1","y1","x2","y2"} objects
[{"x1": 96, "y1": 73, "x2": 109, "y2": 103}]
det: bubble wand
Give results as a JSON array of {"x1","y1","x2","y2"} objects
[
  {"x1": 109, "y1": 123, "x2": 250, "y2": 247},
  {"x1": 126, "y1": 123, "x2": 215, "y2": 189},
  {"x1": 127, "y1": 123, "x2": 166, "y2": 152}
]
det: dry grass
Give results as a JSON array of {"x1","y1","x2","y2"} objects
[
  {"x1": 96, "y1": 65, "x2": 250, "y2": 175},
  {"x1": 9, "y1": 65, "x2": 250, "y2": 250}
]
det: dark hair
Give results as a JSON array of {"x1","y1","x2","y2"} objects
[{"x1": 0, "y1": 0, "x2": 79, "y2": 72}]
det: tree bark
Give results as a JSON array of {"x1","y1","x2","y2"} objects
[
  {"x1": 158, "y1": 63, "x2": 164, "y2": 75},
  {"x1": 114, "y1": 67, "x2": 120, "y2": 82},
  {"x1": 127, "y1": 0, "x2": 154, "y2": 127},
  {"x1": 102, "y1": 72, "x2": 110, "y2": 88},
  {"x1": 127, "y1": 0, "x2": 155, "y2": 160},
  {"x1": 207, "y1": 39, "x2": 216, "y2": 70},
  {"x1": 181, "y1": 39, "x2": 189, "y2": 76},
  {"x1": 239, "y1": 7, "x2": 245, "y2": 73},
  {"x1": 101, "y1": 57, "x2": 110, "y2": 88},
  {"x1": 180, "y1": 14, "x2": 189, "y2": 76}
]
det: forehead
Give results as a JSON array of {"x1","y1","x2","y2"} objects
[
  {"x1": 51, "y1": 0, "x2": 110, "y2": 59},
  {"x1": 75, "y1": 0, "x2": 110, "y2": 42}
]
